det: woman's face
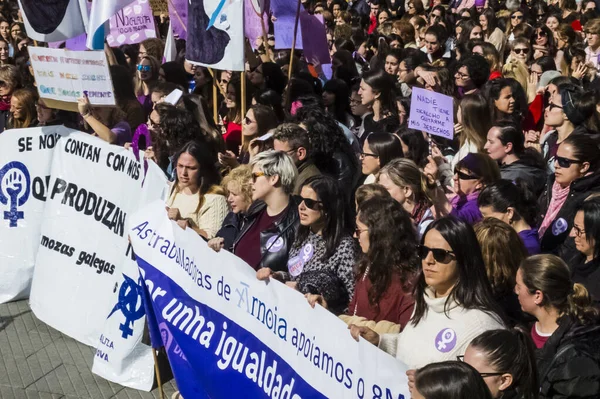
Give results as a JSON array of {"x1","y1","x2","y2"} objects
[
  {"x1": 298, "y1": 185, "x2": 324, "y2": 228},
  {"x1": 361, "y1": 140, "x2": 380, "y2": 175},
  {"x1": 571, "y1": 210, "x2": 595, "y2": 258},
  {"x1": 453, "y1": 167, "x2": 481, "y2": 196},
  {"x1": 479, "y1": 15, "x2": 488, "y2": 31},
  {"x1": 378, "y1": 11, "x2": 389, "y2": 24},
  {"x1": 350, "y1": 90, "x2": 369, "y2": 116},
  {"x1": 397, "y1": 101, "x2": 407, "y2": 125},
  {"x1": 464, "y1": 345, "x2": 507, "y2": 398},
  {"x1": 554, "y1": 142, "x2": 586, "y2": 187},
  {"x1": 484, "y1": 127, "x2": 509, "y2": 161},
  {"x1": 384, "y1": 55, "x2": 400, "y2": 76},
  {"x1": 138, "y1": 44, "x2": 147, "y2": 59},
  {"x1": 515, "y1": 268, "x2": 538, "y2": 314},
  {"x1": 225, "y1": 83, "x2": 236, "y2": 109},
  {"x1": 0, "y1": 41, "x2": 9, "y2": 62},
  {"x1": 354, "y1": 214, "x2": 370, "y2": 253},
  {"x1": 512, "y1": 44, "x2": 529, "y2": 63},
  {"x1": 251, "y1": 165, "x2": 273, "y2": 201},
  {"x1": 219, "y1": 71, "x2": 231, "y2": 94},
  {"x1": 243, "y1": 109, "x2": 258, "y2": 136},
  {"x1": 322, "y1": 90, "x2": 336, "y2": 107},
  {"x1": 399, "y1": 61, "x2": 410, "y2": 81},
  {"x1": 379, "y1": 172, "x2": 408, "y2": 204},
  {"x1": 137, "y1": 58, "x2": 153, "y2": 81},
  {"x1": 422, "y1": 228, "x2": 459, "y2": 296},
  {"x1": 407, "y1": 2, "x2": 416, "y2": 14},
  {"x1": 535, "y1": 29, "x2": 548, "y2": 46},
  {"x1": 511, "y1": 12, "x2": 524, "y2": 27},
  {"x1": 544, "y1": 92, "x2": 565, "y2": 127},
  {"x1": 10, "y1": 96, "x2": 23, "y2": 120},
  {"x1": 358, "y1": 79, "x2": 377, "y2": 106},
  {"x1": 227, "y1": 181, "x2": 251, "y2": 214},
  {"x1": 556, "y1": 33, "x2": 568, "y2": 50},
  {"x1": 546, "y1": 16, "x2": 559, "y2": 31},
  {"x1": 10, "y1": 25, "x2": 21, "y2": 40},
  {"x1": 470, "y1": 25, "x2": 483, "y2": 40},
  {"x1": 250, "y1": 64, "x2": 265, "y2": 87},
  {"x1": 454, "y1": 66, "x2": 473, "y2": 90},
  {"x1": 0, "y1": 22, "x2": 10, "y2": 40},
  {"x1": 176, "y1": 152, "x2": 200, "y2": 190},
  {"x1": 424, "y1": 33, "x2": 441, "y2": 54},
  {"x1": 36, "y1": 100, "x2": 53, "y2": 123},
  {"x1": 472, "y1": 45, "x2": 483, "y2": 56},
  {"x1": 494, "y1": 86, "x2": 515, "y2": 114}
]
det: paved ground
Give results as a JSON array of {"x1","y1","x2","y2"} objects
[{"x1": 0, "y1": 300, "x2": 178, "y2": 399}]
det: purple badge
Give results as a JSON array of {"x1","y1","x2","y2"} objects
[
  {"x1": 552, "y1": 218, "x2": 568, "y2": 236},
  {"x1": 288, "y1": 256, "x2": 303, "y2": 277},
  {"x1": 435, "y1": 328, "x2": 457, "y2": 353},
  {"x1": 266, "y1": 236, "x2": 284, "y2": 253},
  {"x1": 301, "y1": 243, "x2": 314, "y2": 263}
]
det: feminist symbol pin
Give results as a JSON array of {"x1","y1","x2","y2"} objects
[{"x1": 435, "y1": 328, "x2": 457, "y2": 353}]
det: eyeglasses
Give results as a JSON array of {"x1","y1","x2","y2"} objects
[
  {"x1": 455, "y1": 71, "x2": 470, "y2": 80},
  {"x1": 0, "y1": 80, "x2": 7, "y2": 87},
  {"x1": 359, "y1": 151, "x2": 378, "y2": 159},
  {"x1": 417, "y1": 245, "x2": 455, "y2": 263},
  {"x1": 355, "y1": 227, "x2": 368, "y2": 236},
  {"x1": 244, "y1": 116, "x2": 255, "y2": 125},
  {"x1": 548, "y1": 102, "x2": 563, "y2": 111},
  {"x1": 536, "y1": 30, "x2": 547, "y2": 37},
  {"x1": 252, "y1": 171, "x2": 266, "y2": 182},
  {"x1": 511, "y1": 14, "x2": 524, "y2": 19},
  {"x1": 513, "y1": 48, "x2": 529, "y2": 54},
  {"x1": 456, "y1": 356, "x2": 506, "y2": 377},
  {"x1": 573, "y1": 225, "x2": 586, "y2": 237},
  {"x1": 454, "y1": 168, "x2": 479, "y2": 180},
  {"x1": 137, "y1": 64, "x2": 151, "y2": 72},
  {"x1": 293, "y1": 195, "x2": 323, "y2": 210},
  {"x1": 554, "y1": 155, "x2": 582, "y2": 168}
]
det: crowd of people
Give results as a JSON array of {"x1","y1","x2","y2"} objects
[{"x1": 5, "y1": 0, "x2": 600, "y2": 396}]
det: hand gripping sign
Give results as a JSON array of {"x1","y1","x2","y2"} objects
[{"x1": 131, "y1": 124, "x2": 152, "y2": 186}]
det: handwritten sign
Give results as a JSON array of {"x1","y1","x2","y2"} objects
[
  {"x1": 107, "y1": 0, "x2": 157, "y2": 46},
  {"x1": 28, "y1": 47, "x2": 115, "y2": 108},
  {"x1": 408, "y1": 87, "x2": 454, "y2": 139}
]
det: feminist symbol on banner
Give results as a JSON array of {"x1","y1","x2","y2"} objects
[
  {"x1": 0, "y1": 162, "x2": 31, "y2": 227},
  {"x1": 131, "y1": 124, "x2": 153, "y2": 186},
  {"x1": 107, "y1": 274, "x2": 146, "y2": 338}
]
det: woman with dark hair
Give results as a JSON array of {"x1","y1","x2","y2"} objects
[
  {"x1": 331, "y1": 49, "x2": 360, "y2": 87},
  {"x1": 484, "y1": 120, "x2": 546, "y2": 195},
  {"x1": 359, "y1": 68, "x2": 399, "y2": 138},
  {"x1": 134, "y1": 55, "x2": 161, "y2": 118},
  {"x1": 479, "y1": 179, "x2": 541, "y2": 255},
  {"x1": 423, "y1": 24, "x2": 451, "y2": 66},
  {"x1": 516, "y1": 254, "x2": 600, "y2": 398},
  {"x1": 569, "y1": 197, "x2": 600, "y2": 304},
  {"x1": 227, "y1": 104, "x2": 278, "y2": 165},
  {"x1": 483, "y1": 78, "x2": 523, "y2": 126},
  {"x1": 119, "y1": 44, "x2": 139, "y2": 74},
  {"x1": 350, "y1": 217, "x2": 505, "y2": 368},
  {"x1": 277, "y1": 175, "x2": 358, "y2": 314},
  {"x1": 383, "y1": 48, "x2": 402, "y2": 78},
  {"x1": 360, "y1": 132, "x2": 403, "y2": 184},
  {"x1": 160, "y1": 61, "x2": 189, "y2": 90},
  {"x1": 397, "y1": 127, "x2": 428, "y2": 167},
  {"x1": 480, "y1": 8, "x2": 505, "y2": 54},
  {"x1": 166, "y1": 141, "x2": 228, "y2": 239},
  {"x1": 413, "y1": 361, "x2": 493, "y2": 399},
  {"x1": 529, "y1": 56, "x2": 557, "y2": 88},
  {"x1": 252, "y1": 89, "x2": 285, "y2": 123},
  {"x1": 456, "y1": 20, "x2": 483, "y2": 50},
  {"x1": 530, "y1": 25, "x2": 557, "y2": 61},
  {"x1": 249, "y1": 62, "x2": 287, "y2": 95},
  {"x1": 322, "y1": 79, "x2": 353, "y2": 128},
  {"x1": 506, "y1": 9, "x2": 526, "y2": 41},
  {"x1": 454, "y1": 54, "x2": 491, "y2": 97},
  {"x1": 475, "y1": 218, "x2": 528, "y2": 325},
  {"x1": 223, "y1": 74, "x2": 254, "y2": 156},
  {"x1": 464, "y1": 328, "x2": 539, "y2": 399},
  {"x1": 110, "y1": 65, "x2": 146, "y2": 132},
  {"x1": 472, "y1": 42, "x2": 503, "y2": 79}
]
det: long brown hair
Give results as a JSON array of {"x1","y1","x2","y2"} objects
[
  {"x1": 10, "y1": 88, "x2": 37, "y2": 129},
  {"x1": 459, "y1": 93, "x2": 490, "y2": 150}
]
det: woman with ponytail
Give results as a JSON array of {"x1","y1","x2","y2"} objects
[
  {"x1": 515, "y1": 254, "x2": 600, "y2": 398},
  {"x1": 463, "y1": 328, "x2": 539, "y2": 399}
]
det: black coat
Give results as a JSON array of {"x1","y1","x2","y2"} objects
[
  {"x1": 500, "y1": 160, "x2": 547, "y2": 196},
  {"x1": 232, "y1": 199, "x2": 299, "y2": 273},
  {"x1": 216, "y1": 211, "x2": 243, "y2": 253},
  {"x1": 537, "y1": 172, "x2": 600, "y2": 261},
  {"x1": 569, "y1": 255, "x2": 600, "y2": 307},
  {"x1": 536, "y1": 316, "x2": 600, "y2": 399}
]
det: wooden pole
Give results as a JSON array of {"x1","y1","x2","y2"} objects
[
  {"x1": 286, "y1": 0, "x2": 302, "y2": 106},
  {"x1": 241, "y1": 72, "x2": 246, "y2": 134},
  {"x1": 153, "y1": 349, "x2": 165, "y2": 399},
  {"x1": 212, "y1": 78, "x2": 218, "y2": 125}
]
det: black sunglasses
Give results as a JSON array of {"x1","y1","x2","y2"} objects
[
  {"x1": 454, "y1": 168, "x2": 479, "y2": 180},
  {"x1": 555, "y1": 155, "x2": 582, "y2": 168},
  {"x1": 456, "y1": 356, "x2": 506, "y2": 377},
  {"x1": 418, "y1": 245, "x2": 455, "y2": 263},
  {"x1": 548, "y1": 102, "x2": 563, "y2": 111},
  {"x1": 293, "y1": 195, "x2": 322, "y2": 210},
  {"x1": 513, "y1": 48, "x2": 529, "y2": 54},
  {"x1": 511, "y1": 14, "x2": 524, "y2": 19}
]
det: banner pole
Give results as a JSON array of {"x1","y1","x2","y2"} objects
[
  {"x1": 241, "y1": 71, "x2": 246, "y2": 135},
  {"x1": 286, "y1": 0, "x2": 302, "y2": 105},
  {"x1": 153, "y1": 348, "x2": 165, "y2": 399},
  {"x1": 212, "y1": 77, "x2": 218, "y2": 125}
]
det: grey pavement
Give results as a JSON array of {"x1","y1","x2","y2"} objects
[{"x1": 0, "y1": 300, "x2": 178, "y2": 399}]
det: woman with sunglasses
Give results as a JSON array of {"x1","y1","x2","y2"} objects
[
  {"x1": 506, "y1": 10, "x2": 526, "y2": 42},
  {"x1": 360, "y1": 133, "x2": 403, "y2": 184},
  {"x1": 462, "y1": 328, "x2": 539, "y2": 399},
  {"x1": 515, "y1": 254, "x2": 600, "y2": 398},
  {"x1": 569, "y1": 197, "x2": 600, "y2": 305},
  {"x1": 538, "y1": 134, "x2": 600, "y2": 260},
  {"x1": 509, "y1": 38, "x2": 532, "y2": 66},
  {"x1": 350, "y1": 217, "x2": 504, "y2": 369},
  {"x1": 134, "y1": 55, "x2": 161, "y2": 118},
  {"x1": 530, "y1": 25, "x2": 557, "y2": 61}
]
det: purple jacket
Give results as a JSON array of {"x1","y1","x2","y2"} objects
[
  {"x1": 450, "y1": 192, "x2": 482, "y2": 225},
  {"x1": 519, "y1": 229, "x2": 541, "y2": 255}
]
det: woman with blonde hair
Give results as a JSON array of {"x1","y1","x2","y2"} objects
[
  {"x1": 134, "y1": 55, "x2": 161, "y2": 117},
  {"x1": 0, "y1": 64, "x2": 19, "y2": 132},
  {"x1": 8, "y1": 88, "x2": 37, "y2": 129},
  {"x1": 475, "y1": 218, "x2": 528, "y2": 325},
  {"x1": 502, "y1": 59, "x2": 529, "y2": 95},
  {"x1": 515, "y1": 254, "x2": 600, "y2": 397}
]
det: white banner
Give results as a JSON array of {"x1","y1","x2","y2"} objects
[
  {"x1": 28, "y1": 47, "x2": 116, "y2": 106},
  {"x1": 0, "y1": 126, "x2": 76, "y2": 303},
  {"x1": 129, "y1": 200, "x2": 411, "y2": 398}
]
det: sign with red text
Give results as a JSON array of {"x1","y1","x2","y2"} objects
[
  {"x1": 28, "y1": 47, "x2": 116, "y2": 107},
  {"x1": 408, "y1": 87, "x2": 454, "y2": 140},
  {"x1": 107, "y1": 0, "x2": 157, "y2": 46}
]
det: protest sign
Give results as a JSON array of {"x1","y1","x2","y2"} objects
[
  {"x1": 129, "y1": 200, "x2": 411, "y2": 399},
  {"x1": 107, "y1": 0, "x2": 157, "y2": 46},
  {"x1": 408, "y1": 87, "x2": 454, "y2": 140},
  {"x1": 18, "y1": 0, "x2": 88, "y2": 42},
  {"x1": 28, "y1": 47, "x2": 115, "y2": 111},
  {"x1": 168, "y1": 0, "x2": 187, "y2": 41},
  {"x1": 29, "y1": 132, "x2": 168, "y2": 348},
  {"x1": 0, "y1": 126, "x2": 76, "y2": 303}
]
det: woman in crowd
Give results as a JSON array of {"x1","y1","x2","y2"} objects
[
  {"x1": 479, "y1": 179, "x2": 541, "y2": 255},
  {"x1": 249, "y1": 62, "x2": 287, "y2": 96},
  {"x1": 538, "y1": 134, "x2": 600, "y2": 260},
  {"x1": 569, "y1": 197, "x2": 600, "y2": 304},
  {"x1": 134, "y1": 56, "x2": 161, "y2": 118},
  {"x1": 138, "y1": 38, "x2": 164, "y2": 61},
  {"x1": 77, "y1": 94, "x2": 131, "y2": 146},
  {"x1": 360, "y1": 132, "x2": 403, "y2": 184},
  {"x1": 413, "y1": 361, "x2": 493, "y2": 399},
  {"x1": 484, "y1": 78, "x2": 520, "y2": 126},
  {"x1": 480, "y1": 8, "x2": 505, "y2": 54},
  {"x1": 463, "y1": 328, "x2": 539, "y2": 399},
  {"x1": 359, "y1": 68, "x2": 399, "y2": 137},
  {"x1": 475, "y1": 218, "x2": 528, "y2": 325},
  {"x1": 223, "y1": 74, "x2": 254, "y2": 156},
  {"x1": 452, "y1": 93, "x2": 491, "y2": 171},
  {"x1": 8, "y1": 88, "x2": 36, "y2": 129},
  {"x1": 454, "y1": 55, "x2": 490, "y2": 98},
  {"x1": 0, "y1": 64, "x2": 17, "y2": 132},
  {"x1": 397, "y1": 128, "x2": 428, "y2": 167},
  {"x1": 110, "y1": 65, "x2": 146, "y2": 132},
  {"x1": 166, "y1": 141, "x2": 228, "y2": 239},
  {"x1": 322, "y1": 78, "x2": 354, "y2": 128},
  {"x1": 350, "y1": 217, "x2": 505, "y2": 368},
  {"x1": 516, "y1": 254, "x2": 600, "y2": 398},
  {"x1": 209, "y1": 165, "x2": 253, "y2": 252}
]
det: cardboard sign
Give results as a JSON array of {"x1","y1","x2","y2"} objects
[{"x1": 408, "y1": 87, "x2": 454, "y2": 139}]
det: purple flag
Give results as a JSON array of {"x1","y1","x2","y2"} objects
[
  {"x1": 244, "y1": 0, "x2": 270, "y2": 50},
  {"x1": 300, "y1": 12, "x2": 330, "y2": 65},
  {"x1": 168, "y1": 0, "x2": 188, "y2": 41},
  {"x1": 106, "y1": 0, "x2": 157, "y2": 46},
  {"x1": 270, "y1": 0, "x2": 302, "y2": 49}
]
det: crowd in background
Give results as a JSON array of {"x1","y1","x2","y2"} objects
[{"x1": 6, "y1": 0, "x2": 600, "y2": 396}]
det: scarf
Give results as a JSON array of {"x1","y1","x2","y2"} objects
[
  {"x1": 411, "y1": 200, "x2": 429, "y2": 225},
  {"x1": 538, "y1": 181, "x2": 570, "y2": 237},
  {"x1": 0, "y1": 95, "x2": 10, "y2": 111}
]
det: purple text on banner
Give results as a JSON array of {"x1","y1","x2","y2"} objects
[
  {"x1": 168, "y1": 0, "x2": 188, "y2": 41},
  {"x1": 107, "y1": 0, "x2": 157, "y2": 46},
  {"x1": 408, "y1": 87, "x2": 454, "y2": 140},
  {"x1": 300, "y1": 12, "x2": 330, "y2": 65}
]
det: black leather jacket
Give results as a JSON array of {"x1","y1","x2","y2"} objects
[{"x1": 232, "y1": 199, "x2": 299, "y2": 272}]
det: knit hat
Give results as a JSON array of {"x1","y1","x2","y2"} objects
[
  {"x1": 474, "y1": 0, "x2": 486, "y2": 7},
  {"x1": 537, "y1": 70, "x2": 562, "y2": 90},
  {"x1": 560, "y1": 84, "x2": 587, "y2": 125},
  {"x1": 458, "y1": 153, "x2": 484, "y2": 178}
]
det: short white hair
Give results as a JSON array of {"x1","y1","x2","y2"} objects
[{"x1": 251, "y1": 150, "x2": 298, "y2": 194}]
